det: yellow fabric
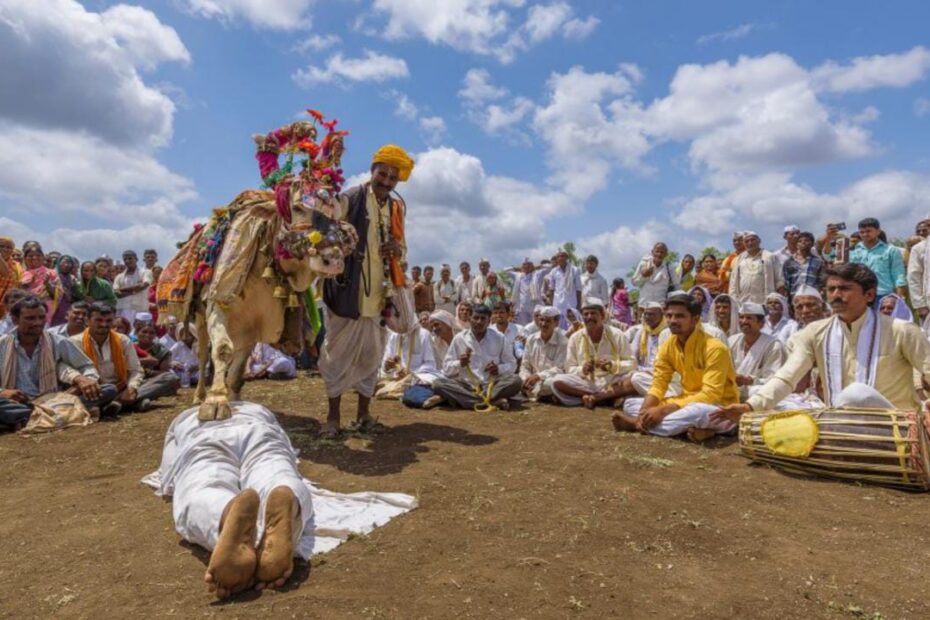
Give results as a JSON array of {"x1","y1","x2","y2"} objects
[
  {"x1": 372, "y1": 145, "x2": 414, "y2": 181},
  {"x1": 359, "y1": 188, "x2": 390, "y2": 318},
  {"x1": 760, "y1": 411, "x2": 819, "y2": 457},
  {"x1": 747, "y1": 313, "x2": 930, "y2": 412},
  {"x1": 638, "y1": 318, "x2": 667, "y2": 362},
  {"x1": 648, "y1": 324, "x2": 740, "y2": 408}
]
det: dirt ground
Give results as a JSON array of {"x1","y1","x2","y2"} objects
[{"x1": 1, "y1": 376, "x2": 929, "y2": 619}]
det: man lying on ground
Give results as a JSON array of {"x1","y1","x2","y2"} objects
[
  {"x1": 0, "y1": 296, "x2": 117, "y2": 430},
  {"x1": 612, "y1": 293, "x2": 740, "y2": 442}
]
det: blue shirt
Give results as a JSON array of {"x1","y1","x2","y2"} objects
[{"x1": 849, "y1": 240, "x2": 906, "y2": 296}]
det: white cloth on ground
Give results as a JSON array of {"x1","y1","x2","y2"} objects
[
  {"x1": 249, "y1": 343, "x2": 297, "y2": 378},
  {"x1": 141, "y1": 402, "x2": 417, "y2": 558}
]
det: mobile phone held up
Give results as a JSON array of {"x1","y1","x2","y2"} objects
[{"x1": 832, "y1": 222, "x2": 847, "y2": 231}]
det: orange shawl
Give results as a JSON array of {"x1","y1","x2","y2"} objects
[
  {"x1": 82, "y1": 330, "x2": 128, "y2": 389},
  {"x1": 388, "y1": 196, "x2": 406, "y2": 287}
]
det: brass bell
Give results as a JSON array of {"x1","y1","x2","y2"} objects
[
  {"x1": 287, "y1": 293, "x2": 299, "y2": 308},
  {"x1": 273, "y1": 285, "x2": 288, "y2": 299},
  {"x1": 261, "y1": 265, "x2": 275, "y2": 279}
]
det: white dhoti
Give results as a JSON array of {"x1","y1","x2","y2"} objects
[
  {"x1": 773, "y1": 382, "x2": 890, "y2": 412},
  {"x1": 550, "y1": 372, "x2": 622, "y2": 406},
  {"x1": 622, "y1": 399, "x2": 735, "y2": 437},
  {"x1": 319, "y1": 313, "x2": 386, "y2": 399},
  {"x1": 629, "y1": 369, "x2": 683, "y2": 398},
  {"x1": 142, "y1": 403, "x2": 417, "y2": 558}
]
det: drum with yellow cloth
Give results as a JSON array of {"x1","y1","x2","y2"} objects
[{"x1": 738, "y1": 407, "x2": 930, "y2": 491}]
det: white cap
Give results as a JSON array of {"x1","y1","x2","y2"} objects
[
  {"x1": 784, "y1": 225, "x2": 800, "y2": 233},
  {"x1": 794, "y1": 285, "x2": 823, "y2": 301},
  {"x1": 581, "y1": 296, "x2": 605, "y2": 310},
  {"x1": 134, "y1": 311, "x2": 153, "y2": 322},
  {"x1": 541, "y1": 306, "x2": 561, "y2": 318},
  {"x1": 429, "y1": 309, "x2": 454, "y2": 328},
  {"x1": 742, "y1": 230, "x2": 760, "y2": 238},
  {"x1": 643, "y1": 301, "x2": 664, "y2": 310},
  {"x1": 739, "y1": 302, "x2": 766, "y2": 317}
]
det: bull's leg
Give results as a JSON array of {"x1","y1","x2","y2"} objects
[
  {"x1": 199, "y1": 305, "x2": 234, "y2": 421},
  {"x1": 193, "y1": 312, "x2": 210, "y2": 404},
  {"x1": 226, "y1": 346, "x2": 252, "y2": 402}
]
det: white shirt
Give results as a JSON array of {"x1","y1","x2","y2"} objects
[
  {"x1": 520, "y1": 328, "x2": 568, "y2": 381},
  {"x1": 581, "y1": 271, "x2": 609, "y2": 305},
  {"x1": 381, "y1": 327, "x2": 439, "y2": 383},
  {"x1": 456, "y1": 275, "x2": 475, "y2": 303},
  {"x1": 564, "y1": 325, "x2": 635, "y2": 378},
  {"x1": 547, "y1": 264, "x2": 583, "y2": 313},
  {"x1": 510, "y1": 271, "x2": 541, "y2": 317},
  {"x1": 442, "y1": 328, "x2": 516, "y2": 385},
  {"x1": 113, "y1": 268, "x2": 153, "y2": 312},
  {"x1": 631, "y1": 257, "x2": 679, "y2": 305},
  {"x1": 491, "y1": 322, "x2": 523, "y2": 356},
  {"x1": 433, "y1": 279, "x2": 460, "y2": 314}
]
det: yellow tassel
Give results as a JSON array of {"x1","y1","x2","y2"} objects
[
  {"x1": 287, "y1": 293, "x2": 299, "y2": 308},
  {"x1": 273, "y1": 285, "x2": 288, "y2": 299},
  {"x1": 261, "y1": 265, "x2": 275, "y2": 279}
]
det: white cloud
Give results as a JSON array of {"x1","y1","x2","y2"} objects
[
  {"x1": 562, "y1": 15, "x2": 599, "y2": 40},
  {"x1": 387, "y1": 90, "x2": 447, "y2": 145},
  {"x1": 419, "y1": 116, "x2": 447, "y2": 145},
  {"x1": 294, "y1": 33, "x2": 341, "y2": 53},
  {"x1": 179, "y1": 0, "x2": 315, "y2": 30},
  {"x1": 292, "y1": 50, "x2": 409, "y2": 86},
  {"x1": 370, "y1": 0, "x2": 597, "y2": 63},
  {"x1": 393, "y1": 92, "x2": 420, "y2": 120},
  {"x1": 697, "y1": 23, "x2": 756, "y2": 45},
  {"x1": 485, "y1": 97, "x2": 534, "y2": 132},
  {"x1": 916, "y1": 97, "x2": 930, "y2": 118},
  {"x1": 0, "y1": 0, "x2": 188, "y2": 149},
  {"x1": 812, "y1": 46, "x2": 930, "y2": 93},
  {"x1": 459, "y1": 68, "x2": 509, "y2": 103}
]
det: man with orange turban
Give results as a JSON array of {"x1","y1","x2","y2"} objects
[{"x1": 320, "y1": 145, "x2": 414, "y2": 437}]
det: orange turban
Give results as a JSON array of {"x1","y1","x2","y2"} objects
[{"x1": 372, "y1": 145, "x2": 414, "y2": 182}]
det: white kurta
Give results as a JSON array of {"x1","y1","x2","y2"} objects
[
  {"x1": 433, "y1": 279, "x2": 460, "y2": 315},
  {"x1": 248, "y1": 343, "x2": 297, "y2": 378},
  {"x1": 142, "y1": 403, "x2": 417, "y2": 558},
  {"x1": 510, "y1": 271, "x2": 541, "y2": 325},
  {"x1": 380, "y1": 327, "x2": 440, "y2": 385},
  {"x1": 519, "y1": 328, "x2": 568, "y2": 398},
  {"x1": 762, "y1": 317, "x2": 799, "y2": 347},
  {"x1": 728, "y1": 332, "x2": 785, "y2": 401},
  {"x1": 581, "y1": 271, "x2": 610, "y2": 305},
  {"x1": 455, "y1": 275, "x2": 476, "y2": 304},
  {"x1": 551, "y1": 325, "x2": 636, "y2": 405},
  {"x1": 547, "y1": 265, "x2": 583, "y2": 327},
  {"x1": 631, "y1": 257, "x2": 679, "y2": 305},
  {"x1": 728, "y1": 251, "x2": 785, "y2": 304},
  {"x1": 491, "y1": 321, "x2": 523, "y2": 358},
  {"x1": 442, "y1": 328, "x2": 517, "y2": 386}
]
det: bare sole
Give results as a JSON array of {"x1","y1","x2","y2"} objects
[
  {"x1": 205, "y1": 489, "x2": 259, "y2": 599},
  {"x1": 255, "y1": 486, "x2": 298, "y2": 591}
]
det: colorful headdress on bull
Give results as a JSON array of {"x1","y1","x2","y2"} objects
[{"x1": 253, "y1": 109, "x2": 349, "y2": 223}]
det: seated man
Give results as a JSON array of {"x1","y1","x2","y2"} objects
[
  {"x1": 48, "y1": 301, "x2": 89, "y2": 338},
  {"x1": 519, "y1": 306, "x2": 567, "y2": 401},
  {"x1": 136, "y1": 323, "x2": 180, "y2": 381},
  {"x1": 72, "y1": 302, "x2": 172, "y2": 414},
  {"x1": 246, "y1": 343, "x2": 298, "y2": 381},
  {"x1": 1, "y1": 296, "x2": 117, "y2": 430},
  {"x1": 791, "y1": 285, "x2": 827, "y2": 330},
  {"x1": 375, "y1": 322, "x2": 438, "y2": 400},
  {"x1": 612, "y1": 293, "x2": 740, "y2": 441},
  {"x1": 427, "y1": 309, "x2": 455, "y2": 364},
  {"x1": 761, "y1": 293, "x2": 798, "y2": 345},
  {"x1": 729, "y1": 303, "x2": 785, "y2": 401},
  {"x1": 550, "y1": 298, "x2": 635, "y2": 409},
  {"x1": 713, "y1": 263, "x2": 930, "y2": 424},
  {"x1": 169, "y1": 326, "x2": 200, "y2": 383},
  {"x1": 609, "y1": 302, "x2": 675, "y2": 401},
  {"x1": 429, "y1": 304, "x2": 522, "y2": 410}
]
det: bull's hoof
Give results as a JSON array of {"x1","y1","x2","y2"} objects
[{"x1": 198, "y1": 397, "x2": 232, "y2": 422}]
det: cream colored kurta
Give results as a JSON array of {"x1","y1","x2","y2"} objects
[
  {"x1": 747, "y1": 313, "x2": 930, "y2": 411},
  {"x1": 520, "y1": 328, "x2": 568, "y2": 382},
  {"x1": 359, "y1": 188, "x2": 396, "y2": 318},
  {"x1": 564, "y1": 325, "x2": 635, "y2": 383}
]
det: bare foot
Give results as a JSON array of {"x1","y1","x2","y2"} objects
[
  {"x1": 492, "y1": 398, "x2": 510, "y2": 411},
  {"x1": 582, "y1": 394, "x2": 597, "y2": 410},
  {"x1": 611, "y1": 413, "x2": 639, "y2": 432},
  {"x1": 205, "y1": 489, "x2": 259, "y2": 599},
  {"x1": 255, "y1": 486, "x2": 298, "y2": 591},
  {"x1": 687, "y1": 427, "x2": 716, "y2": 443},
  {"x1": 421, "y1": 395, "x2": 443, "y2": 410},
  {"x1": 320, "y1": 420, "x2": 340, "y2": 439}
]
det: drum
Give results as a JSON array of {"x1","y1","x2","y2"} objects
[{"x1": 739, "y1": 407, "x2": 930, "y2": 491}]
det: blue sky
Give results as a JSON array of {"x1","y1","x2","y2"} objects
[{"x1": 1, "y1": 0, "x2": 929, "y2": 276}]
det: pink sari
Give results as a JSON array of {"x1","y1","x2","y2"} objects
[{"x1": 20, "y1": 266, "x2": 62, "y2": 322}]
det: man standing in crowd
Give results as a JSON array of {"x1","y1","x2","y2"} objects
[
  {"x1": 550, "y1": 298, "x2": 634, "y2": 409},
  {"x1": 428, "y1": 304, "x2": 522, "y2": 411},
  {"x1": 850, "y1": 218, "x2": 906, "y2": 302},
  {"x1": 713, "y1": 263, "x2": 930, "y2": 424},
  {"x1": 775, "y1": 225, "x2": 800, "y2": 268},
  {"x1": 414, "y1": 265, "x2": 435, "y2": 313},
  {"x1": 143, "y1": 249, "x2": 159, "y2": 273},
  {"x1": 783, "y1": 231, "x2": 826, "y2": 297},
  {"x1": 613, "y1": 293, "x2": 740, "y2": 441},
  {"x1": 434, "y1": 265, "x2": 460, "y2": 314},
  {"x1": 457, "y1": 261, "x2": 475, "y2": 304},
  {"x1": 113, "y1": 250, "x2": 152, "y2": 324},
  {"x1": 472, "y1": 258, "x2": 492, "y2": 301},
  {"x1": 581, "y1": 255, "x2": 609, "y2": 306},
  {"x1": 320, "y1": 145, "x2": 413, "y2": 436},
  {"x1": 718, "y1": 231, "x2": 745, "y2": 293},
  {"x1": 908, "y1": 229, "x2": 930, "y2": 323},
  {"x1": 547, "y1": 250, "x2": 583, "y2": 329},
  {"x1": 1, "y1": 296, "x2": 118, "y2": 430},
  {"x1": 729, "y1": 303, "x2": 785, "y2": 402},
  {"x1": 632, "y1": 242, "x2": 679, "y2": 307},
  {"x1": 729, "y1": 231, "x2": 785, "y2": 304},
  {"x1": 510, "y1": 258, "x2": 541, "y2": 326}
]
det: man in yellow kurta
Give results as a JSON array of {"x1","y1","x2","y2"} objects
[
  {"x1": 612, "y1": 292, "x2": 740, "y2": 440},
  {"x1": 320, "y1": 145, "x2": 414, "y2": 436},
  {"x1": 713, "y1": 263, "x2": 930, "y2": 424}
]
